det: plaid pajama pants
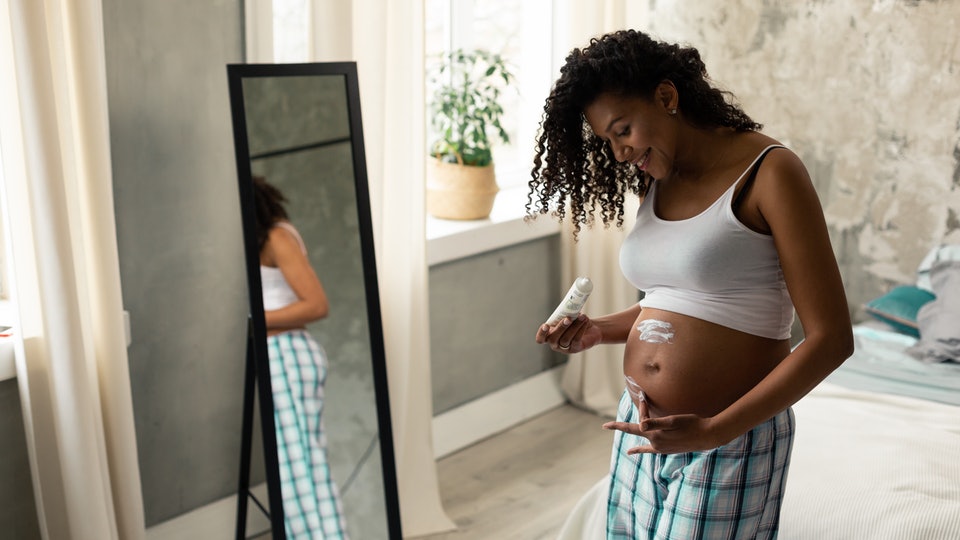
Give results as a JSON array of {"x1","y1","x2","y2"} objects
[
  {"x1": 607, "y1": 389, "x2": 794, "y2": 540},
  {"x1": 268, "y1": 330, "x2": 349, "y2": 540}
]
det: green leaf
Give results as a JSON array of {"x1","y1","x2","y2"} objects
[{"x1": 425, "y1": 47, "x2": 516, "y2": 167}]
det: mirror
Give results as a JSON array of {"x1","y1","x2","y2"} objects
[{"x1": 227, "y1": 62, "x2": 401, "y2": 539}]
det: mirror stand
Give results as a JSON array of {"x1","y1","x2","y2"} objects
[
  {"x1": 227, "y1": 62, "x2": 402, "y2": 540},
  {"x1": 235, "y1": 316, "x2": 284, "y2": 539}
]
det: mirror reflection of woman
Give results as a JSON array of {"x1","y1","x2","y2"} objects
[{"x1": 253, "y1": 175, "x2": 350, "y2": 539}]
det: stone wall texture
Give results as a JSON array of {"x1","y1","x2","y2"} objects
[{"x1": 637, "y1": 0, "x2": 960, "y2": 314}]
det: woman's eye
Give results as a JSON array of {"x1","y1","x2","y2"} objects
[{"x1": 617, "y1": 126, "x2": 630, "y2": 137}]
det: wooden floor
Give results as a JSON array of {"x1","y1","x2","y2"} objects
[{"x1": 416, "y1": 404, "x2": 612, "y2": 540}]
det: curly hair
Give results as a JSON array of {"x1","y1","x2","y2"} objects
[
  {"x1": 252, "y1": 175, "x2": 289, "y2": 253},
  {"x1": 527, "y1": 29, "x2": 762, "y2": 237}
]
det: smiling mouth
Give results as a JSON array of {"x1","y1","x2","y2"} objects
[{"x1": 633, "y1": 149, "x2": 651, "y2": 170}]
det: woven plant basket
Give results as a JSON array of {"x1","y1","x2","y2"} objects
[{"x1": 426, "y1": 156, "x2": 499, "y2": 220}]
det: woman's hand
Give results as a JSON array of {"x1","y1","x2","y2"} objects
[
  {"x1": 602, "y1": 400, "x2": 727, "y2": 454},
  {"x1": 535, "y1": 313, "x2": 603, "y2": 354}
]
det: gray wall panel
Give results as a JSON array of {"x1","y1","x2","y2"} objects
[
  {"x1": 101, "y1": 0, "x2": 253, "y2": 525},
  {"x1": 429, "y1": 236, "x2": 565, "y2": 414},
  {"x1": 0, "y1": 380, "x2": 41, "y2": 539}
]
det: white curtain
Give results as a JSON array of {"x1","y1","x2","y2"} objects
[
  {"x1": 307, "y1": 0, "x2": 456, "y2": 536},
  {"x1": 554, "y1": 0, "x2": 647, "y2": 418},
  {"x1": 0, "y1": 0, "x2": 145, "y2": 539},
  {"x1": 557, "y1": 217, "x2": 638, "y2": 419}
]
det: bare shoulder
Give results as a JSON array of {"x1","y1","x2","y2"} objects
[
  {"x1": 727, "y1": 132, "x2": 813, "y2": 195},
  {"x1": 268, "y1": 224, "x2": 290, "y2": 241},
  {"x1": 726, "y1": 132, "x2": 801, "y2": 174},
  {"x1": 268, "y1": 222, "x2": 301, "y2": 246},
  {"x1": 729, "y1": 134, "x2": 821, "y2": 233},
  {"x1": 268, "y1": 222, "x2": 308, "y2": 263},
  {"x1": 756, "y1": 144, "x2": 816, "y2": 200},
  {"x1": 751, "y1": 142, "x2": 828, "y2": 235}
]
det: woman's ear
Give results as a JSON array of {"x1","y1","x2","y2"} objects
[{"x1": 656, "y1": 80, "x2": 679, "y2": 112}]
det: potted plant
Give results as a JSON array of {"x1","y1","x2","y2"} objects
[{"x1": 426, "y1": 49, "x2": 514, "y2": 220}]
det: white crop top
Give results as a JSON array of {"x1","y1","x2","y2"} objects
[
  {"x1": 619, "y1": 145, "x2": 795, "y2": 340},
  {"x1": 260, "y1": 222, "x2": 306, "y2": 311}
]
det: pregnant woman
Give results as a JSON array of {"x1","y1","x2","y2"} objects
[{"x1": 531, "y1": 30, "x2": 853, "y2": 539}]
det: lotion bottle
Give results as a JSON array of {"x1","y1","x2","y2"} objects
[{"x1": 545, "y1": 277, "x2": 593, "y2": 325}]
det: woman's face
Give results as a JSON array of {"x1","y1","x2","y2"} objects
[{"x1": 583, "y1": 88, "x2": 677, "y2": 180}]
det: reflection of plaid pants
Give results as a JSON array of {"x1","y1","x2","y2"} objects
[
  {"x1": 268, "y1": 330, "x2": 349, "y2": 539},
  {"x1": 607, "y1": 390, "x2": 794, "y2": 540}
]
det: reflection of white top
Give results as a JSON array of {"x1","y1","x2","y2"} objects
[{"x1": 260, "y1": 222, "x2": 306, "y2": 311}]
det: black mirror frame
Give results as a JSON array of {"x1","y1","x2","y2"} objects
[{"x1": 226, "y1": 61, "x2": 402, "y2": 540}]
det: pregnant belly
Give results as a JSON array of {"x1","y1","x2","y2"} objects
[{"x1": 623, "y1": 308, "x2": 791, "y2": 418}]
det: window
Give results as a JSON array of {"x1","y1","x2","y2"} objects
[
  {"x1": 272, "y1": 0, "x2": 309, "y2": 62},
  {"x1": 425, "y1": 0, "x2": 556, "y2": 190},
  {"x1": 423, "y1": 0, "x2": 564, "y2": 259},
  {"x1": 256, "y1": 0, "x2": 564, "y2": 250},
  {"x1": 262, "y1": 0, "x2": 558, "y2": 191}
]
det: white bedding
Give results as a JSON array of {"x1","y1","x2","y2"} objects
[
  {"x1": 557, "y1": 333, "x2": 960, "y2": 539},
  {"x1": 779, "y1": 382, "x2": 960, "y2": 539}
]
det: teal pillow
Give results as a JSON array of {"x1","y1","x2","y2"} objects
[{"x1": 864, "y1": 285, "x2": 936, "y2": 337}]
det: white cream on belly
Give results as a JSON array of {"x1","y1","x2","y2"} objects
[
  {"x1": 624, "y1": 375, "x2": 645, "y2": 403},
  {"x1": 637, "y1": 319, "x2": 675, "y2": 344}
]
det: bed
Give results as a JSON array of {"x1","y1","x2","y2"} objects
[{"x1": 558, "y1": 285, "x2": 960, "y2": 539}]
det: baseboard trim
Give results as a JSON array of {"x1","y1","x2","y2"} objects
[
  {"x1": 146, "y1": 483, "x2": 271, "y2": 540},
  {"x1": 432, "y1": 366, "x2": 567, "y2": 459}
]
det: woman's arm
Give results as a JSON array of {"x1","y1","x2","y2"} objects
[
  {"x1": 263, "y1": 226, "x2": 330, "y2": 331},
  {"x1": 707, "y1": 148, "x2": 854, "y2": 442}
]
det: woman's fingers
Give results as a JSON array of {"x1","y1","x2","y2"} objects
[
  {"x1": 558, "y1": 315, "x2": 591, "y2": 351},
  {"x1": 569, "y1": 318, "x2": 590, "y2": 348},
  {"x1": 536, "y1": 315, "x2": 586, "y2": 352},
  {"x1": 605, "y1": 414, "x2": 716, "y2": 454},
  {"x1": 535, "y1": 317, "x2": 572, "y2": 343},
  {"x1": 535, "y1": 323, "x2": 550, "y2": 344},
  {"x1": 637, "y1": 396, "x2": 650, "y2": 424},
  {"x1": 555, "y1": 316, "x2": 577, "y2": 349}
]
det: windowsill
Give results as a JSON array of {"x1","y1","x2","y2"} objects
[{"x1": 426, "y1": 185, "x2": 561, "y2": 266}]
